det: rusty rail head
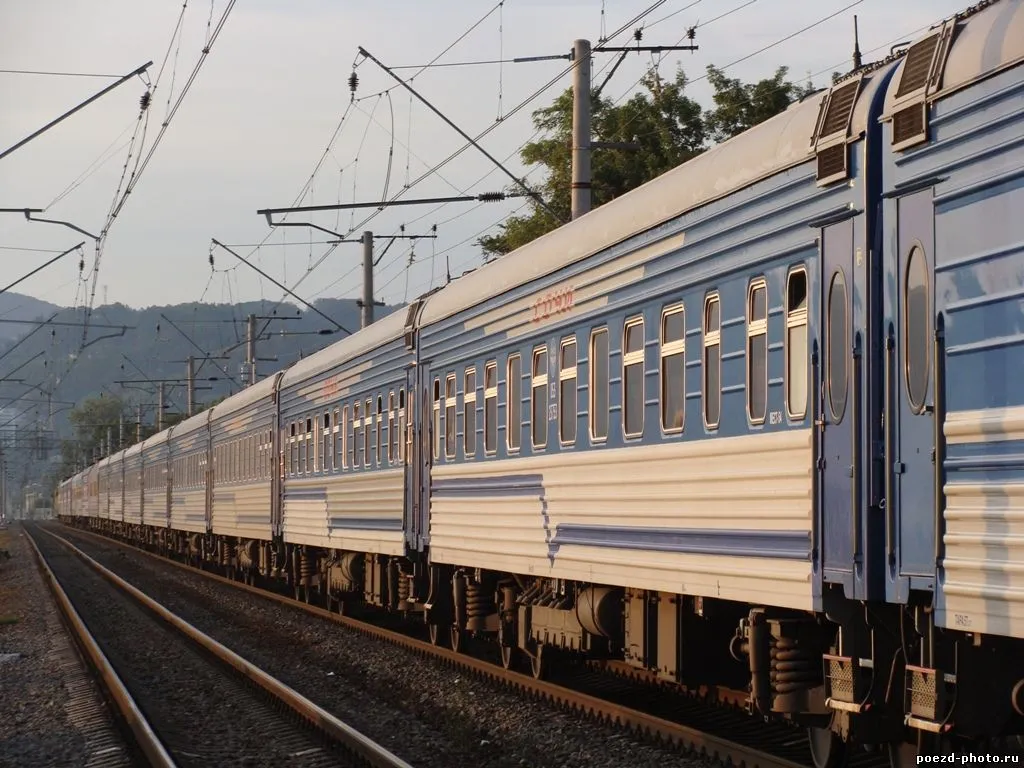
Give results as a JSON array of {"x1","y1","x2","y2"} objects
[{"x1": 24, "y1": 526, "x2": 178, "y2": 768}]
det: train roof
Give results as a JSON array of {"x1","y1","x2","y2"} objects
[
  {"x1": 141, "y1": 426, "x2": 172, "y2": 450},
  {"x1": 168, "y1": 408, "x2": 211, "y2": 439},
  {"x1": 417, "y1": 67, "x2": 897, "y2": 328},
  {"x1": 123, "y1": 440, "x2": 143, "y2": 460},
  {"x1": 279, "y1": 309, "x2": 407, "y2": 389},
  {"x1": 883, "y1": 0, "x2": 1024, "y2": 118},
  {"x1": 209, "y1": 372, "x2": 280, "y2": 421}
]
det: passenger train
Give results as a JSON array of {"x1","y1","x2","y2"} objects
[{"x1": 56, "y1": 2, "x2": 1024, "y2": 764}]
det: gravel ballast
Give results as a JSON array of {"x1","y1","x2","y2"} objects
[
  {"x1": 0, "y1": 523, "x2": 135, "y2": 768},
  {"x1": 60, "y1": 525, "x2": 715, "y2": 768},
  {"x1": 32, "y1": 528, "x2": 357, "y2": 768}
]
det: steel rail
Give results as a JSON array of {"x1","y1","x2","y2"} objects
[
  {"x1": 24, "y1": 527, "x2": 177, "y2": 768},
  {"x1": 60, "y1": 524, "x2": 809, "y2": 768},
  {"x1": 41, "y1": 528, "x2": 414, "y2": 768}
]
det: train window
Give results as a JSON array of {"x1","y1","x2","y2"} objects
[
  {"x1": 660, "y1": 306, "x2": 685, "y2": 433},
  {"x1": 445, "y1": 375, "x2": 456, "y2": 459},
  {"x1": 376, "y1": 396, "x2": 384, "y2": 467},
  {"x1": 339, "y1": 405, "x2": 348, "y2": 469},
  {"x1": 747, "y1": 279, "x2": 768, "y2": 425},
  {"x1": 322, "y1": 412, "x2": 330, "y2": 472},
  {"x1": 559, "y1": 337, "x2": 577, "y2": 445},
  {"x1": 306, "y1": 417, "x2": 314, "y2": 475},
  {"x1": 905, "y1": 245, "x2": 930, "y2": 413},
  {"x1": 313, "y1": 416, "x2": 320, "y2": 473},
  {"x1": 332, "y1": 408, "x2": 340, "y2": 472},
  {"x1": 589, "y1": 328, "x2": 609, "y2": 442},
  {"x1": 464, "y1": 369, "x2": 477, "y2": 459},
  {"x1": 827, "y1": 270, "x2": 848, "y2": 421},
  {"x1": 290, "y1": 422, "x2": 298, "y2": 476},
  {"x1": 353, "y1": 402, "x2": 363, "y2": 468},
  {"x1": 432, "y1": 379, "x2": 441, "y2": 460},
  {"x1": 364, "y1": 398, "x2": 372, "y2": 468},
  {"x1": 398, "y1": 389, "x2": 406, "y2": 464},
  {"x1": 388, "y1": 393, "x2": 396, "y2": 464},
  {"x1": 484, "y1": 362, "x2": 497, "y2": 454},
  {"x1": 507, "y1": 355, "x2": 521, "y2": 451},
  {"x1": 703, "y1": 294, "x2": 721, "y2": 430},
  {"x1": 785, "y1": 268, "x2": 808, "y2": 419},
  {"x1": 531, "y1": 347, "x2": 548, "y2": 449},
  {"x1": 623, "y1": 317, "x2": 645, "y2": 438}
]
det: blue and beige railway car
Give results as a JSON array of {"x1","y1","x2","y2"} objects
[
  {"x1": 209, "y1": 374, "x2": 279, "y2": 543},
  {"x1": 167, "y1": 410, "x2": 211, "y2": 541},
  {"x1": 122, "y1": 441, "x2": 143, "y2": 532},
  {"x1": 276, "y1": 309, "x2": 413, "y2": 600},
  {"x1": 414, "y1": 51, "x2": 901, "y2": 677},
  {"x1": 141, "y1": 428, "x2": 171, "y2": 536}
]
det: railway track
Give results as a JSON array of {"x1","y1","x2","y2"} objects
[
  {"x1": 25, "y1": 525, "x2": 412, "y2": 768},
  {"x1": 56, "y1": 523, "x2": 890, "y2": 768}
]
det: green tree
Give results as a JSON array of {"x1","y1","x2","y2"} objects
[
  {"x1": 58, "y1": 395, "x2": 126, "y2": 477},
  {"x1": 479, "y1": 64, "x2": 816, "y2": 257},
  {"x1": 703, "y1": 65, "x2": 817, "y2": 144}
]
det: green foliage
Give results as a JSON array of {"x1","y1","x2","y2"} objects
[{"x1": 479, "y1": 63, "x2": 819, "y2": 257}]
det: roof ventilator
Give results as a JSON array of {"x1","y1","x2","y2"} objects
[
  {"x1": 811, "y1": 75, "x2": 863, "y2": 186},
  {"x1": 889, "y1": 18, "x2": 957, "y2": 151}
]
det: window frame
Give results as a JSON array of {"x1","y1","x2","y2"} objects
[
  {"x1": 785, "y1": 266, "x2": 809, "y2": 420},
  {"x1": 364, "y1": 398, "x2": 373, "y2": 467},
  {"x1": 703, "y1": 292, "x2": 722, "y2": 431},
  {"x1": 484, "y1": 361, "x2": 498, "y2": 455},
  {"x1": 387, "y1": 392, "x2": 395, "y2": 464},
  {"x1": 589, "y1": 327, "x2": 609, "y2": 443},
  {"x1": 507, "y1": 354, "x2": 522, "y2": 453},
  {"x1": 445, "y1": 374, "x2": 457, "y2": 460},
  {"x1": 375, "y1": 395, "x2": 383, "y2": 467},
  {"x1": 398, "y1": 389, "x2": 406, "y2": 465},
  {"x1": 746, "y1": 278, "x2": 769, "y2": 426},
  {"x1": 432, "y1": 378, "x2": 441, "y2": 460},
  {"x1": 464, "y1": 368, "x2": 477, "y2": 459},
  {"x1": 559, "y1": 336, "x2": 578, "y2": 446},
  {"x1": 659, "y1": 305, "x2": 685, "y2": 435},
  {"x1": 531, "y1": 346, "x2": 548, "y2": 450},
  {"x1": 622, "y1": 316, "x2": 645, "y2": 440}
]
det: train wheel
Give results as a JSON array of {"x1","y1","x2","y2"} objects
[
  {"x1": 450, "y1": 626, "x2": 462, "y2": 653},
  {"x1": 808, "y1": 727, "x2": 846, "y2": 768},
  {"x1": 428, "y1": 623, "x2": 440, "y2": 646}
]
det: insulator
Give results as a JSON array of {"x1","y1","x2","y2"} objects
[
  {"x1": 686, "y1": 26, "x2": 696, "y2": 41},
  {"x1": 140, "y1": 91, "x2": 151, "y2": 111},
  {"x1": 477, "y1": 191, "x2": 505, "y2": 202},
  {"x1": 208, "y1": 253, "x2": 214, "y2": 268},
  {"x1": 633, "y1": 27, "x2": 643, "y2": 42},
  {"x1": 348, "y1": 71, "x2": 358, "y2": 94}
]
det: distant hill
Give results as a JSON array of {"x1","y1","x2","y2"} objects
[
  {"x1": 0, "y1": 297, "x2": 402, "y2": 435},
  {"x1": 0, "y1": 292, "x2": 64, "y2": 341}
]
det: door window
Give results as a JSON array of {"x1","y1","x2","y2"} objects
[
  {"x1": 904, "y1": 245, "x2": 930, "y2": 412},
  {"x1": 827, "y1": 270, "x2": 848, "y2": 421}
]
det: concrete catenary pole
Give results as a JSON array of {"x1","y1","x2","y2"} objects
[
  {"x1": 362, "y1": 231, "x2": 374, "y2": 328},
  {"x1": 246, "y1": 313, "x2": 257, "y2": 386},
  {"x1": 571, "y1": 39, "x2": 592, "y2": 220},
  {"x1": 157, "y1": 383, "x2": 164, "y2": 433},
  {"x1": 187, "y1": 356, "x2": 195, "y2": 416}
]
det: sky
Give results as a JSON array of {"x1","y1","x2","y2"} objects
[{"x1": 1, "y1": 0, "x2": 971, "y2": 314}]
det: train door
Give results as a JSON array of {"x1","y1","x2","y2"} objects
[
  {"x1": 886, "y1": 188, "x2": 936, "y2": 598},
  {"x1": 819, "y1": 218, "x2": 859, "y2": 588},
  {"x1": 404, "y1": 364, "x2": 427, "y2": 551}
]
